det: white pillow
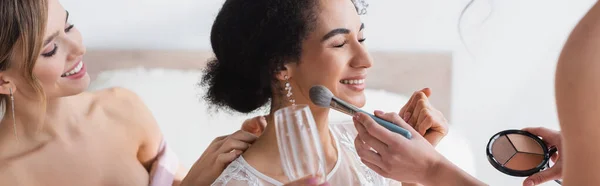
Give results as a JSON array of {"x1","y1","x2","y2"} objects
[{"x1": 88, "y1": 67, "x2": 475, "y2": 176}]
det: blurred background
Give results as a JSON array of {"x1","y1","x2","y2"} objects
[{"x1": 61, "y1": 0, "x2": 596, "y2": 185}]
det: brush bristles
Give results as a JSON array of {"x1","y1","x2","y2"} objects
[{"x1": 309, "y1": 85, "x2": 334, "y2": 107}]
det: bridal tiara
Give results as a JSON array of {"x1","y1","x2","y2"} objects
[{"x1": 353, "y1": 0, "x2": 369, "y2": 15}]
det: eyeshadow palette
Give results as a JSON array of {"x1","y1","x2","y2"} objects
[{"x1": 486, "y1": 130, "x2": 552, "y2": 177}]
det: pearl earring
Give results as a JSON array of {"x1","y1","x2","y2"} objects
[
  {"x1": 9, "y1": 88, "x2": 18, "y2": 141},
  {"x1": 284, "y1": 75, "x2": 295, "y2": 106}
]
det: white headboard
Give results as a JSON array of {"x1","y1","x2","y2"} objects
[{"x1": 83, "y1": 50, "x2": 453, "y2": 120}]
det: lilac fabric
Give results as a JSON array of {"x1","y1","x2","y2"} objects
[{"x1": 149, "y1": 138, "x2": 179, "y2": 186}]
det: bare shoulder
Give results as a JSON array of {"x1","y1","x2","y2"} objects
[
  {"x1": 86, "y1": 87, "x2": 160, "y2": 139},
  {"x1": 87, "y1": 87, "x2": 152, "y2": 120},
  {"x1": 88, "y1": 87, "x2": 163, "y2": 167},
  {"x1": 90, "y1": 87, "x2": 146, "y2": 109}
]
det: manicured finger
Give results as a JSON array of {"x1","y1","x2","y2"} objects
[
  {"x1": 421, "y1": 87, "x2": 432, "y2": 97},
  {"x1": 354, "y1": 135, "x2": 385, "y2": 168},
  {"x1": 408, "y1": 94, "x2": 429, "y2": 125},
  {"x1": 373, "y1": 111, "x2": 418, "y2": 135},
  {"x1": 216, "y1": 150, "x2": 243, "y2": 164},
  {"x1": 414, "y1": 108, "x2": 433, "y2": 135},
  {"x1": 228, "y1": 130, "x2": 259, "y2": 143},
  {"x1": 522, "y1": 166, "x2": 561, "y2": 186},
  {"x1": 354, "y1": 112, "x2": 405, "y2": 146},
  {"x1": 354, "y1": 117, "x2": 388, "y2": 153},
  {"x1": 402, "y1": 91, "x2": 420, "y2": 121},
  {"x1": 213, "y1": 135, "x2": 228, "y2": 142},
  {"x1": 400, "y1": 91, "x2": 419, "y2": 120},
  {"x1": 218, "y1": 138, "x2": 251, "y2": 154},
  {"x1": 241, "y1": 116, "x2": 267, "y2": 135},
  {"x1": 207, "y1": 135, "x2": 229, "y2": 151}
]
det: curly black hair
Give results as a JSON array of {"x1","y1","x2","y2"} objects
[{"x1": 201, "y1": 0, "x2": 366, "y2": 113}]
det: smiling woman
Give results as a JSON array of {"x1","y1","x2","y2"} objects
[
  {"x1": 203, "y1": 0, "x2": 448, "y2": 185},
  {"x1": 0, "y1": 0, "x2": 262, "y2": 185},
  {"x1": 0, "y1": 0, "x2": 168, "y2": 185}
]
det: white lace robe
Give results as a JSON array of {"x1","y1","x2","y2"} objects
[{"x1": 212, "y1": 121, "x2": 402, "y2": 186}]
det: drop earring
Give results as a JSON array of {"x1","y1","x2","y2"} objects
[
  {"x1": 9, "y1": 88, "x2": 18, "y2": 141},
  {"x1": 284, "y1": 75, "x2": 295, "y2": 106}
]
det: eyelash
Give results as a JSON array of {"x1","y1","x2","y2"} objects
[
  {"x1": 41, "y1": 24, "x2": 74, "y2": 58},
  {"x1": 334, "y1": 41, "x2": 347, "y2": 48},
  {"x1": 42, "y1": 44, "x2": 58, "y2": 57},
  {"x1": 65, "y1": 24, "x2": 75, "y2": 32},
  {"x1": 333, "y1": 38, "x2": 367, "y2": 48}
]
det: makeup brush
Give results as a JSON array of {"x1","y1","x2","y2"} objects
[{"x1": 309, "y1": 85, "x2": 412, "y2": 139}]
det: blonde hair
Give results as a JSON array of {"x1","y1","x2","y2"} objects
[{"x1": 0, "y1": 0, "x2": 48, "y2": 115}]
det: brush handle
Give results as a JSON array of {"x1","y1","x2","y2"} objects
[
  {"x1": 329, "y1": 96, "x2": 412, "y2": 139},
  {"x1": 359, "y1": 110, "x2": 412, "y2": 139}
]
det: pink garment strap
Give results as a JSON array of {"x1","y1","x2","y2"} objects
[{"x1": 149, "y1": 138, "x2": 179, "y2": 186}]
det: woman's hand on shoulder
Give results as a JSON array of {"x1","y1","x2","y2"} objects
[
  {"x1": 241, "y1": 116, "x2": 267, "y2": 136},
  {"x1": 181, "y1": 130, "x2": 258, "y2": 186}
]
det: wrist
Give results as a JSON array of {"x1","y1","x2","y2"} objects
[
  {"x1": 423, "y1": 158, "x2": 486, "y2": 186},
  {"x1": 422, "y1": 157, "x2": 451, "y2": 186}
]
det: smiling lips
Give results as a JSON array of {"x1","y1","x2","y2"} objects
[
  {"x1": 61, "y1": 61, "x2": 84, "y2": 78},
  {"x1": 340, "y1": 79, "x2": 365, "y2": 85},
  {"x1": 339, "y1": 76, "x2": 366, "y2": 91}
]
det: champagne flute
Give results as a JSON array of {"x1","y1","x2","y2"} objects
[{"x1": 275, "y1": 104, "x2": 327, "y2": 184}]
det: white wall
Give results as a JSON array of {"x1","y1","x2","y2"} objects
[
  {"x1": 449, "y1": 0, "x2": 595, "y2": 185},
  {"x1": 61, "y1": 0, "x2": 596, "y2": 185}
]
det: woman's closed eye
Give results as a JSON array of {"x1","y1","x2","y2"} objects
[
  {"x1": 65, "y1": 24, "x2": 74, "y2": 33},
  {"x1": 333, "y1": 38, "x2": 367, "y2": 48},
  {"x1": 41, "y1": 24, "x2": 74, "y2": 58},
  {"x1": 334, "y1": 41, "x2": 347, "y2": 48},
  {"x1": 41, "y1": 44, "x2": 58, "y2": 57}
]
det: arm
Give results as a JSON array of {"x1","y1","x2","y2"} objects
[
  {"x1": 107, "y1": 88, "x2": 185, "y2": 186},
  {"x1": 180, "y1": 130, "x2": 257, "y2": 186},
  {"x1": 352, "y1": 111, "x2": 487, "y2": 186},
  {"x1": 398, "y1": 88, "x2": 448, "y2": 186},
  {"x1": 424, "y1": 158, "x2": 486, "y2": 186},
  {"x1": 180, "y1": 116, "x2": 264, "y2": 186},
  {"x1": 113, "y1": 89, "x2": 265, "y2": 186},
  {"x1": 555, "y1": 1, "x2": 600, "y2": 185}
]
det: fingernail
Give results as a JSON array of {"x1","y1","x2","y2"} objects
[
  {"x1": 374, "y1": 110, "x2": 384, "y2": 115},
  {"x1": 353, "y1": 113, "x2": 360, "y2": 120},
  {"x1": 524, "y1": 180, "x2": 533, "y2": 186},
  {"x1": 306, "y1": 177, "x2": 319, "y2": 184}
]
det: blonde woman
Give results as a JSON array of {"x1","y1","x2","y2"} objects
[{"x1": 0, "y1": 0, "x2": 267, "y2": 185}]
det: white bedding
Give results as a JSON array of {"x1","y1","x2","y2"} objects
[{"x1": 88, "y1": 67, "x2": 476, "y2": 176}]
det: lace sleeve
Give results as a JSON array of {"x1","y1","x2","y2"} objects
[{"x1": 211, "y1": 160, "x2": 262, "y2": 186}]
